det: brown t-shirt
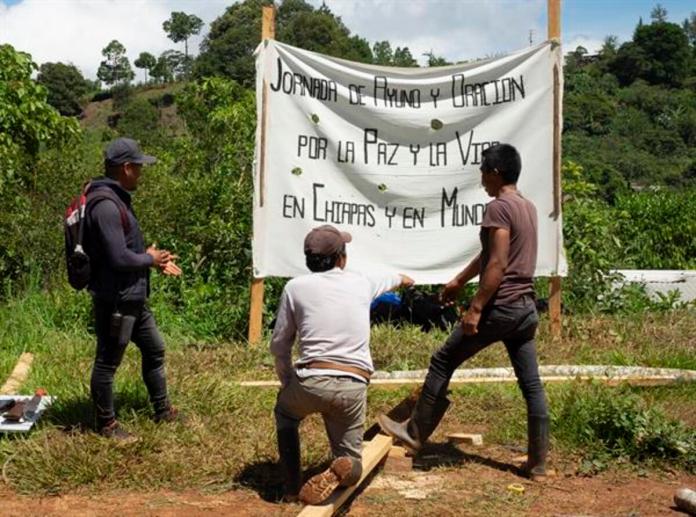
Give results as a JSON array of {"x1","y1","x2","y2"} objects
[{"x1": 479, "y1": 191, "x2": 537, "y2": 306}]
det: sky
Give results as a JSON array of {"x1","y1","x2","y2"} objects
[{"x1": 0, "y1": 0, "x2": 694, "y2": 80}]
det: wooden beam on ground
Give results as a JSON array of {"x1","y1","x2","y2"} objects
[
  {"x1": 239, "y1": 375, "x2": 692, "y2": 389},
  {"x1": 297, "y1": 434, "x2": 393, "y2": 517},
  {"x1": 0, "y1": 353, "x2": 34, "y2": 395}
]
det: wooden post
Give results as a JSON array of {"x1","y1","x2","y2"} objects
[
  {"x1": 548, "y1": 0, "x2": 562, "y2": 340},
  {"x1": 248, "y1": 4, "x2": 276, "y2": 345}
]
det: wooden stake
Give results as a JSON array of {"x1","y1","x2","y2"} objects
[
  {"x1": 297, "y1": 434, "x2": 393, "y2": 517},
  {"x1": 248, "y1": 5, "x2": 277, "y2": 345},
  {"x1": 548, "y1": 0, "x2": 562, "y2": 340}
]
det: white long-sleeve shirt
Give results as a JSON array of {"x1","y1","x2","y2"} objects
[{"x1": 270, "y1": 268, "x2": 402, "y2": 384}]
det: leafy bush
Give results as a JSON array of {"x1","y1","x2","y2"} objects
[{"x1": 554, "y1": 383, "x2": 696, "y2": 473}]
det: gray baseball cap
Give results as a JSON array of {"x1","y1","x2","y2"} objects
[
  {"x1": 104, "y1": 137, "x2": 156, "y2": 165},
  {"x1": 304, "y1": 225, "x2": 352, "y2": 256}
]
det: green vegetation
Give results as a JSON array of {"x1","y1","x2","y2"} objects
[
  {"x1": 0, "y1": 285, "x2": 694, "y2": 494},
  {"x1": 0, "y1": 3, "x2": 695, "y2": 497}
]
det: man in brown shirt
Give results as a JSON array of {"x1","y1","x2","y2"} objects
[{"x1": 378, "y1": 143, "x2": 550, "y2": 479}]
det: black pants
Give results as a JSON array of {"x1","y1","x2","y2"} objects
[
  {"x1": 91, "y1": 300, "x2": 169, "y2": 427},
  {"x1": 423, "y1": 296, "x2": 548, "y2": 418}
]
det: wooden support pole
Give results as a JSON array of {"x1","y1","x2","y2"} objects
[
  {"x1": 297, "y1": 434, "x2": 393, "y2": 517},
  {"x1": 548, "y1": 0, "x2": 562, "y2": 340},
  {"x1": 248, "y1": 4, "x2": 276, "y2": 345}
]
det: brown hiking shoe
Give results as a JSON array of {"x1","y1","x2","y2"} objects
[
  {"x1": 299, "y1": 457, "x2": 358, "y2": 505},
  {"x1": 99, "y1": 420, "x2": 138, "y2": 443},
  {"x1": 153, "y1": 406, "x2": 184, "y2": 424}
]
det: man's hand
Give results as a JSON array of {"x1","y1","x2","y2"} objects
[
  {"x1": 147, "y1": 245, "x2": 182, "y2": 276},
  {"x1": 460, "y1": 307, "x2": 481, "y2": 335},
  {"x1": 162, "y1": 259, "x2": 182, "y2": 276},
  {"x1": 146, "y1": 245, "x2": 171, "y2": 267},
  {"x1": 440, "y1": 279, "x2": 461, "y2": 305}
]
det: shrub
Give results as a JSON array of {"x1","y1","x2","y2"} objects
[{"x1": 554, "y1": 383, "x2": 696, "y2": 473}]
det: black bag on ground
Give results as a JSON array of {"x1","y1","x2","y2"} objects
[
  {"x1": 64, "y1": 182, "x2": 130, "y2": 290},
  {"x1": 370, "y1": 287, "x2": 459, "y2": 332},
  {"x1": 401, "y1": 287, "x2": 459, "y2": 332}
]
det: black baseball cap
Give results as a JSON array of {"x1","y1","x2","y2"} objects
[{"x1": 104, "y1": 137, "x2": 156, "y2": 165}]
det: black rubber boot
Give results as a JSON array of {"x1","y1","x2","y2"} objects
[
  {"x1": 277, "y1": 427, "x2": 302, "y2": 500},
  {"x1": 524, "y1": 414, "x2": 549, "y2": 479},
  {"x1": 378, "y1": 395, "x2": 450, "y2": 454}
]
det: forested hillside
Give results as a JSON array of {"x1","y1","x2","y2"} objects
[{"x1": 1, "y1": 0, "x2": 695, "y2": 337}]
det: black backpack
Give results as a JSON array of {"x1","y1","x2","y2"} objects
[
  {"x1": 64, "y1": 182, "x2": 130, "y2": 290},
  {"x1": 401, "y1": 288, "x2": 459, "y2": 332}
]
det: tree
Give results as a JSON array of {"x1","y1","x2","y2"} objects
[
  {"x1": 196, "y1": 0, "x2": 374, "y2": 85},
  {"x1": 650, "y1": 4, "x2": 668, "y2": 23},
  {"x1": 163, "y1": 11, "x2": 204, "y2": 60},
  {"x1": 0, "y1": 44, "x2": 79, "y2": 184},
  {"x1": 611, "y1": 22, "x2": 692, "y2": 86},
  {"x1": 392, "y1": 47, "x2": 418, "y2": 67},
  {"x1": 150, "y1": 53, "x2": 174, "y2": 84},
  {"x1": 134, "y1": 51, "x2": 157, "y2": 83},
  {"x1": 373, "y1": 41, "x2": 393, "y2": 65},
  {"x1": 423, "y1": 51, "x2": 451, "y2": 67},
  {"x1": 97, "y1": 40, "x2": 134, "y2": 86},
  {"x1": 683, "y1": 13, "x2": 696, "y2": 45},
  {"x1": 36, "y1": 62, "x2": 88, "y2": 116},
  {"x1": 160, "y1": 50, "x2": 191, "y2": 80}
]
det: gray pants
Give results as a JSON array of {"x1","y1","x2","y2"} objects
[{"x1": 274, "y1": 375, "x2": 367, "y2": 460}]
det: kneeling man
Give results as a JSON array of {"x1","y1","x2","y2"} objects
[{"x1": 271, "y1": 225, "x2": 413, "y2": 504}]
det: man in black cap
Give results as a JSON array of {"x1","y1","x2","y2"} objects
[
  {"x1": 270, "y1": 224, "x2": 413, "y2": 504},
  {"x1": 83, "y1": 137, "x2": 181, "y2": 440}
]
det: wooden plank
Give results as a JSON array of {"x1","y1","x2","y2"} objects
[
  {"x1": 297, "y1": 434, "x2": 393, "y2": 517},
  {"x1": 248, "y1": 277, "x2": 265, "y2": 345},
  {"x1": 239, "y1": 375, "x2": 691, "y2": 389},
  {"x1": 0, "y1": 353, "x2": 33, "y2": 395},
  {"x1": 383, "y1": 445, "x2": 412, "y2": 474},
  {"x1": 447, "y1": 432, "x2": 483, "y2": 446}
]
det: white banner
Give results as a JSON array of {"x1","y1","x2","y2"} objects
[{"x1": 253, "y1": 40, "x2": 567, "y2": 283}]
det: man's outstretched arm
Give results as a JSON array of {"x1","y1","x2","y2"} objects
[{"x1": 440, "y1": 253, "x2": 482, "y2": 303}]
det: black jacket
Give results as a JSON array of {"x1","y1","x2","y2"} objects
[{"x1": 84, "y1": 177, "x2": 152, "y2": 304}]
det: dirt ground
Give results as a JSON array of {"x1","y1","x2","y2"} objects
[{"x1": 1, "y1": 444, "x2": 693, "y2": 517}]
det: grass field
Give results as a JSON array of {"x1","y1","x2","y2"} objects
[{"x1": 0, "y1": 289, "x2": 694, "y2": 498}]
